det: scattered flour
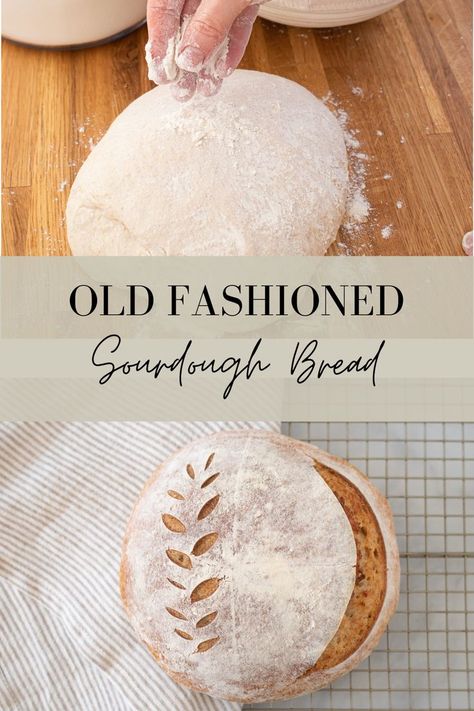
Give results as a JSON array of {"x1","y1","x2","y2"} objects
[
  {"x1": 74, "y1": 116, "x2": 105, "y2": 152},
  {"x1": 323, "y1": 92, "x2": 372, "y2": 251},
  {"x1": 381, "y1": 225, "x2": 393, "y2": 239},
  {"x1": 351, "y1": 86, "x2": 364, "y2": 97},
  {"x1": 43, "y1": 117, "x2": 105, "y2": 222},
  {"x1": 321, "y1": 92, "x2": 407, "y2": 251},
  {"x1": 3, "y1": 188, "x2": 16, "y2": 207},
  {"x1": 345, "y1": 189, "x2": 371, "y2": 226}
]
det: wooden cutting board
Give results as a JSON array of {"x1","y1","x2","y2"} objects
[{"x1": 2, "y1": 0, "x2": 472, "y2": 256}]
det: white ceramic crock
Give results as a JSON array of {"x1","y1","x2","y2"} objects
[
  {"x1": 2, "y1": 0, "x2": 147, "y2": 48},
  {"x1": 259, "y1": 0, "x2": 405, "y2": 27}
]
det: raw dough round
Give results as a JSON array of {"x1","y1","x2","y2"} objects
[{"x1": 67, "y1": 70, "x2": 348, "y2": 256}]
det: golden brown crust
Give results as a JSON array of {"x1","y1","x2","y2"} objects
[
  {"x1": 309, "y1": 460, "x2": 386, "y2": 671},
  {"x1": 120, "y1": 430, "x2": 399, "y2": 704}
]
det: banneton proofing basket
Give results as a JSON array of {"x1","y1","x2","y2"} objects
[{"x1": 259, "y1": 0, "x2": 405, "y2": 27}]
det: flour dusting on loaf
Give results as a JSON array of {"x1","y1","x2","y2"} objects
[{"x1": 121, "y1": 433, "x2": 357, "y2": 700}]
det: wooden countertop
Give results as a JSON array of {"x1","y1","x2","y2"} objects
[{"x1": 2, "y1": 0, "x2": 472, "y2": 256}]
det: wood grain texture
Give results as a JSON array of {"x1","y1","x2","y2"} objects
[{"x1": 2, "y1": 0, "x2": 472, "y2": 256}]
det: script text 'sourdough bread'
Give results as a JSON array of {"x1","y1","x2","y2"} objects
[
  {"x1": 120, "y1": 431, "x2": 399, "y2": 703},
  {"x1": 67, "y1": 70, "x2": 348, "y2": 256}
]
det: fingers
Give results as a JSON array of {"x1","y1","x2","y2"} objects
[
  {"x1": 197, "y1": 72, "x2": 223, "y2": 97},
  {"x1": 222, "y1": 4, "x2": 259, "y2": 77},
  {"x1": 182, "y1": 0, "x2": 200, "y2": 17},
  {"x1": 176, "y1": 0, "x2": 252, "y2": 72},
  {"x1": 147, "y1": 0, "x2": 259, "y2": 101},
  {"x1": 170, "y1": 0, "x2": 200, "y2": 100},
  {"x1": 147, "y1": 0, "x2": 185, "y2": 82},
  {"x1": 172, "y1": 70, "x2": 198, "y2": 101},
  {"x1": 175, "y1": 70, "x2": 222, "y2": 101}
]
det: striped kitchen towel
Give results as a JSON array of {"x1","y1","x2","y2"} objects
[{"x1": 0, "y1": 421, "x2": 279, "y2": 711}]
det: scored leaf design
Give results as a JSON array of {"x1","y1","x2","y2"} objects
[
  {"x1": 166, "y1": 549, "x2": 192, "y2": 569},
  {"x1": 195, "y1": 638, "x2": 220, "y2": 653},
  {"x1": 175, "y1": 629, "x2": 193, "y2": 640},
  {"x1": 191, "y1": 532, "x2": 218, "y2": 557},
  {"x1": 196, "y1": 611, "x2": 218, "y2": 628},
  {"x1": 163, "y1": 453, "x2": 221, "y2": 653},
  {"x1": 201, "y1": 473, "x2": 220, "y2": 489},
  {"x1": 166, "y1": 607, "x2": 188, "y2": 620},
  {"x1": 197, "y1": 495, "x2": 220, "y2": 521},
  {"x1": 190, "y1": 578, "x2": 221, "y2": 604},
  {"x1": 204, "y1": 453, "x2": 215, "y2": 470},
  {"x1": 162, "y1": 514, "x2": 186, "y2": 533}
]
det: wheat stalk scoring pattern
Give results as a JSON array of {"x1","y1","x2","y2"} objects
[{"x1": 162, "y1": 452, "x2": 221, "y2": 653}]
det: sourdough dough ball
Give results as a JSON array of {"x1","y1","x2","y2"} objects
[
  {"x1": 120, "y1": 431, "x2": 400, "y2": 703},
  {"x1": 67, "y1": 70, "x2": 348, "y2": 256}
]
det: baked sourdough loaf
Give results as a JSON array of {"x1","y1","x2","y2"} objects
[{"x1": 120, "y1": 431, "x2": 399, "y2": 703}]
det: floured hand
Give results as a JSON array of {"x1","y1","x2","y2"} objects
[{"x1": 146, "y1": 0, "x2": 262, "y2": 101}]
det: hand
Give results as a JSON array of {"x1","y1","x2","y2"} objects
[{"x1": 147, "y1": 0, "x2": 261, "y2": 101}]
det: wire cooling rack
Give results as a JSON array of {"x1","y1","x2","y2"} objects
[{"x1": 248, "y1": 422, "x2": 474, "y2": 711}]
